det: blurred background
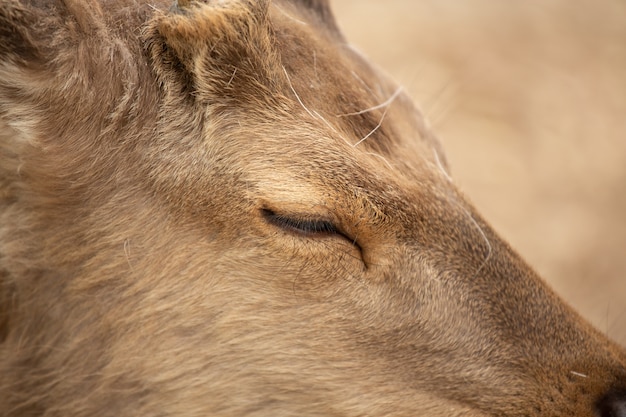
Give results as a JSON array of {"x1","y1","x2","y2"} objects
[{"x1": 333, "y1": 0, "x2": 626, "y2": 345}]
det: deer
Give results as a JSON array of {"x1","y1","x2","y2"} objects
[{"x1": 0, "y1": 0, "x2": 624, "y2": 416}]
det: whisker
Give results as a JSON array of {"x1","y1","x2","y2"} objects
[
  {"x1": 123, "y1": 239, "x2": 134, "y2": 272},
  {"x1": 458, "y1": 204, "x2": 493, "y2": 279},
  {"x1": 274, "y1": 5, "x2": 307, "y2": 25},
  {"x1": 352, "y1": 98, "x2": 394, "y2": 148},
  {"x1": 312, "y1": 110, "x2": 339, "y2": 134},
  {"x1": 350, "y1": 70, "x2": 378, "y2": 97},
  {"x1": 282, "y1": 66, "x2": 318, "y2": 120},
  {"x1": 364, "y1": 151, "x2": 395, "y2": 171},
  {"x1": 432, "y1": 149, "x2": 452, "y2": 182},
  {"x1": 282, "y1": 67, "x2": 359, "y2": 149},
  {"x1": 339, "y1": 86, "x2": 403, "y2": 117},
  {"x1": 424, "y1": 79, "x2": 457, "y2": 128},
  {"x1": 226, "y1": 68, "x2": 237, "y2": 87}
]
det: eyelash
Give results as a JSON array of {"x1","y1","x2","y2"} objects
[{"x1": 261, "y1": 208, "x2": 340, "y2": 237}]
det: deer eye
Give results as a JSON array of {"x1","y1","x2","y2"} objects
[{"x1": 261, "y1": 208, "x2": 340, "y2": 237}]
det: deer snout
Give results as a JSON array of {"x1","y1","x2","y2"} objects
[{"x1": 597, "y1": 389, "x2": 626, "y2": 417}]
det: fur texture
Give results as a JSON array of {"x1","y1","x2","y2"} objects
[{"x1": 0, "y1": 0, "x2": 625, "y2": 416}]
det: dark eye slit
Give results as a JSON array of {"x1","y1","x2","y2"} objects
[{"x1": 261, "y1": 208, "x2": 339, "y2": 236}]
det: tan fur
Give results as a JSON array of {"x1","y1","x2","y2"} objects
[{"x1": 0, "y1": 1, "x2": 625, "y2": 416}]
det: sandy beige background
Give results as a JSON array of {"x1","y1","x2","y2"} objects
[{"x1": 333, "y1": 0, "x2": 626, "y2": 345}]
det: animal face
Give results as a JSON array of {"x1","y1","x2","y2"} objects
[{"x1": 0, "y1": 1, "x2": 624, "y2": 416}]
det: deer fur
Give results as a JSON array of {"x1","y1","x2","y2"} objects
[{"x1": 0, "y1": 0, "x2": 625, "y2": 416}]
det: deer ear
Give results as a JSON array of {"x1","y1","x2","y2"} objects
[{"x1": 146, "y1": 0, "x2": 282, "y2": 101}]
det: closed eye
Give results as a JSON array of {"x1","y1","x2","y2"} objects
[
  {"x1": 261, "y1": 208, "x2": 366, "y2": 266},
  {"x1": 261, "y1": 208, "x2": 339, "y2": 237}
]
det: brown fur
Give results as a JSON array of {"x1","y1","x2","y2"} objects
[{"x1": 0, "y1": 0, "x2": 624, "y2": 416}]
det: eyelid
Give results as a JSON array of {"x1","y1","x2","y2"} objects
[
  {"x1": 261, "y1": 208, "x2": 365, "y2": 265},
  {"x1": 261, "y1": 208, "x2": 339, "y2": 236}
]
